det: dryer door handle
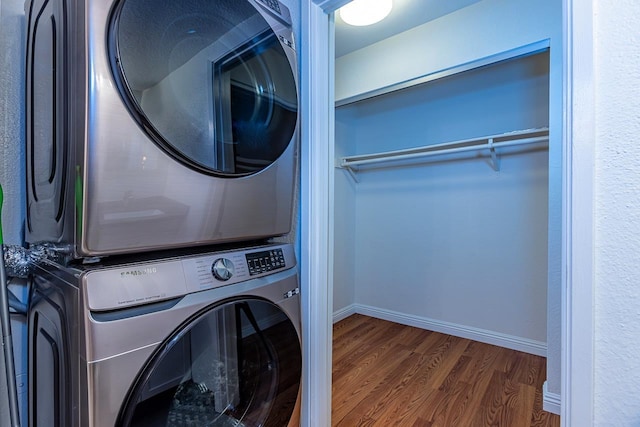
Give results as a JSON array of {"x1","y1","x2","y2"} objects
[{"x1": 90, "y1": 297, "x2": 183, "y2": 322}]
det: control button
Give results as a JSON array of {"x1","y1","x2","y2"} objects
[
  {"x1": 212, "y1": 258, "x2": 234, "y2": 281},
  {"x1": 259, "y1": 0, "x2": 282, "y2": 15}
]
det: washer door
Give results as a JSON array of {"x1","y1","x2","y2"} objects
[
  {"x1": 117, "y1": 298, "x2": 301, "y2": 426},
  {"x1": 109, "y1": 0, "x2": 298, "y2": 176}
]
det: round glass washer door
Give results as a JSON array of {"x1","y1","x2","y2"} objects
[
  {"x1": 117, "y1": 298, "x2": 302, "y2": 427},
  {"x1": 109, "y1": 0, "x2": 298, "y2": 176}
]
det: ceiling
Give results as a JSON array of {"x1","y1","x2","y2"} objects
[{"x1": 334, "y1": 0, "x2": 481, "y2": 58}]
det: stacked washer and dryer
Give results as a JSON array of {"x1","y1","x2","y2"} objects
[{"x1": 24, "y1": 0, "x2": 301, "y2": 426}]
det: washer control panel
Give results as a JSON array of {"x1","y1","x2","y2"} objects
[
  {"x1": 84, "y1": 243, "x2": 296, "y2": 311},
  {"x1": 246, "y1": 248, "x2": 285, "y2": 276},
  {"x1": 180, "y1": 243, "x2": 295, "y2": 293}
]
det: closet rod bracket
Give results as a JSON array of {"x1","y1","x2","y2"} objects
[
  {"x1": 338, "y1": 163, "x2": 360, "y2": 183},
  {"x1": 346, "y1": 166, "x2": 359, "y2": 183},
  {"x1": 488, "y1": 138, "x2": 501, "y2": 171}
]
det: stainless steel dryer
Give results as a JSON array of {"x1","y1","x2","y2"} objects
[
  {"x1": 25, "y1": 0, "x2": 299, "y2": 257},
  {"x1": 28, "y1": 243, "x2": 301, "y2": 427}
]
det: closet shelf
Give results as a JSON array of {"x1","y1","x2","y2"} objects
[{"x1": 337, "y1": 127, "x2": 549, "y2": 182}]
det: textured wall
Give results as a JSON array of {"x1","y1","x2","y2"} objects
[
  {"x1": 0, "y1": 0, "x2": 25, "y2": 424},
  {"x1": 0, "y1": 0, "x2": 24, "y2": 245},
  {"x1": 593, "y1": 0, "x2": 640, "y2": 424}
]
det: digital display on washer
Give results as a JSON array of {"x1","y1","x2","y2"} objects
[{"x1": 246, "y1": 249, "x2": 285, "y2": 275}]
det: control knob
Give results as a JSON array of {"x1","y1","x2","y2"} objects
[{"x1": 212, "y1": 258, "x2": 234, "y2": 281}]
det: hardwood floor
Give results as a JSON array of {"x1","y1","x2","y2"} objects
[{"x1": 332, "y1": 314, "x2": 560, "y2": 427}]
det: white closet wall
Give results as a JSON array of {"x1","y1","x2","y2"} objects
[
  {"x1": 333, "y1": 107, "x2": 358, "y2": 313},
  {"x1": 333, "y1": 2, "x2": 562, "y2": 398},
  {"x1": 334, "y1": 52, "x2": 550, "y2": 352}
]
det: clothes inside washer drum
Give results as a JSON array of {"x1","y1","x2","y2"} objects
[{"x1": 167, "y1": 380, "x2": 245, "y2": 427}]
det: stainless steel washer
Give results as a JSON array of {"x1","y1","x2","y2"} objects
[
  {"x1": 25, "y1": 0, "x2": 299, "y2": 258},
  {"x1": 28, "y1": 243, "x2": 301, "y2": 426}
]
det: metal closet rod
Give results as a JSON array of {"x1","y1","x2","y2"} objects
[{"x1": 338, "y1": 127, "x2": 549, "y2": 181}]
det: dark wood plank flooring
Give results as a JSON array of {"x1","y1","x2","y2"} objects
[{"x1": 332, "y1": 314, "x2": 560, "y2": 427}]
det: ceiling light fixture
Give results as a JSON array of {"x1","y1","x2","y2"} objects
[{"x1": 339, "y1": 0, "x2": 393, "y2": 27}]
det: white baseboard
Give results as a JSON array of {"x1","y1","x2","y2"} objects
[
  {"x1": 332, "y1": 304, "x2": 357, "y2": 323},
  {"x1": 335, "y1": 304, "x2": 547, "y2": 357},
  {"x1": 543, "y1": 381, "x2": 561, "y2": 415}
]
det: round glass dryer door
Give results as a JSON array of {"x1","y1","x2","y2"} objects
[
  {"x1": 110, "y1": 0, "x2": 298, "y2": 176},
  {"x1": 117, "y1": 298, "x2": 302, "y2": 426}
]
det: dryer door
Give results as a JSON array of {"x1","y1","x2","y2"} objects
[
  {"x1": 117, "y1": 298, "x2": 301, "y2": 427},
  {"x1": 109, "y1": 0, "x2": 298, "y2": 176}
]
